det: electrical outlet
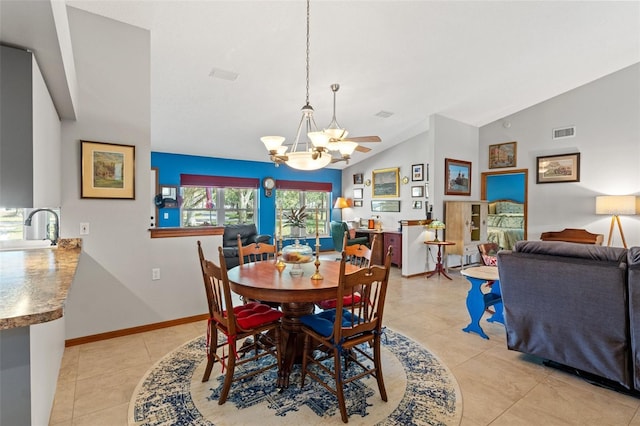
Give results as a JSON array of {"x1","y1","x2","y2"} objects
[
  {"x1": 152, "y1": 268, "x2": 161, "y2": 280},
  {"x1": 80, "y1": 223, "x2": 90, "y2": 235}
]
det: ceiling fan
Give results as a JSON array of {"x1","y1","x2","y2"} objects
[{"x1": 324, "y1": 84, "x2": 381, "y2": 163}]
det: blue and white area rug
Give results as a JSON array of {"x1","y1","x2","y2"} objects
[{"x1": 129, "y1": 328, "x2": 462, "y2": 425}]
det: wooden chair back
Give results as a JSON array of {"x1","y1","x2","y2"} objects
[
  {"x1": 301, "y1": 246, "x2": 393, "y2": 422},
  {"x1": 196, "y1": 241, "x2": 282, "y2": 404},
  {"x1": 197, "y1": 241, "x2": 238, "y2": 336},
  {"x1": 334, "y1": 246, "x2": 392, "y2": 340},
  {"x1": 237, "y1": 234, "x2": 276, "y2": 265},
  {"x1": 343, "y1": 233, "x2": 376, "y2": 268}
]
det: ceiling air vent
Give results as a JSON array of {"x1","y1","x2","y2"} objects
[{"x1": 553, "y1": 126, "x2": 576, "y2": 140}]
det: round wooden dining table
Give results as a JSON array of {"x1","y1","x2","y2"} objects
[{"x1": 226, "y1": 260, "x2": 357, "y2": 388}]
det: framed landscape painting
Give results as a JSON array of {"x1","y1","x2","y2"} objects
[
  {"x1": 372, "y1": 167, "x2": 399, "y2": 198},
  {"x1": 371, "y1": 200, "x2": 401, "y2": 212},
  {"x1": 444, "y1": 158, "x2": 471, "y2": 196},
  {"x1": 81, "y1": 140, "x2": 135, "y2": 199},
  {"x1": 536, "y1": 153, "x2": 580, "y2": 184},
  {"x1": 489, "y1": 141, "x2": 517, "y2": 169}
]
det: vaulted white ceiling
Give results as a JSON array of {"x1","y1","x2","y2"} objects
[{"x1": 5, "y1": 1, "x2": 640, "y2": 168}]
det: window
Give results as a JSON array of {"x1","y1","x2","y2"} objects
[
  {"x1": 181, "y1": 187, "x2": 257, "y2": 226},
  {"x1": 275, "y1": 180, "x2": 331, "y2": 238},
  {"x1": 0, "y1": 208, "x2": 25, "y2": 240},
  {"x1": 179, "y1": 174, "x2": 259, "y2": 227},
  {"x1": 0, "y1": 208, "x2": 60, "y2": 241}
]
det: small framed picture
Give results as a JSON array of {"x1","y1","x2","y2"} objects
[
  {"x1": 353, "y1": 200, "x2": 363, "y2": 207},
  {"x1": 489, "y1": 141, "x2": 517, "y2": 169},
  {"x1": 412, "y1": 163, "x2": 424, "y2": 181},
  {"x1": 445, "y1": 158, "x2": 472, "y2": 196},
  {"x1": 411, "y1": 186, "x2": 423, "y2": 197},
  {"x1": 371, "y1": 200, "x2": 401, "y2": 212},
  {"x1": 353, "y1": 173, "x2": 363, "y2": 185},
  {"x1": 353, "y1": 188, "x2": 363, "y2": 199},
  {"x1": 424, "y1": 183, "x2": 429, "y2": 199},
  {"x1": 413, "y1": 200, "x2": 422, "y2": 209},
  {"x1": 536, "y1": 152, "x2": 580, "y2": 184},
  {"x1": 81, "y1": 140, "x2": 135, "y2": 199}
]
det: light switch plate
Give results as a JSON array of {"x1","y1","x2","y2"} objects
[{"x1": 80, "y1": 223, "x2": 90, "y2": 235}]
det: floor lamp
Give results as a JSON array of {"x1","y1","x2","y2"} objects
[
  {"x1": 595, "y1": 195, "x2": 640, "y2": 248},
  {"x1": 333, "y1": 197, "x2": 350, "y2": 222}
]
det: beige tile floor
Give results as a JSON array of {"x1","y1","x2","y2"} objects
[{"x1": 50, "y1": 261, "x2": 640, "y2": 425}]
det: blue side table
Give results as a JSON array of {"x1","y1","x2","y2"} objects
[{"x1": 460, "y1": 266, "x2": 504, "y2": 339}]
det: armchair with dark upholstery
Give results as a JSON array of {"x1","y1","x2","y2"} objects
[
  {"x1": 222, "y1": 224, "x2": 270, "y2": 269},
  {"x1": 330, "y1": 221, "x2": 368, "y2": 252}
]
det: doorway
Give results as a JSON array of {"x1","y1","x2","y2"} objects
[{"x1": 481, "y1": 168, "x2": 528, "y2": 246}]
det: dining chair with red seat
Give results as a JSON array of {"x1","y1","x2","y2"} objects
[
  {"x1": 300, "y1": 247, "x2": 392, "y2": 423},
  {"x1": 316, "y1": 234, "x2": 377, "y2": 310},
  {"x1": 477, "y1": 242, "x2": 499, "y2": 266},
  {"x1": 197, "y1": 241, "x2": 283, "y2": 404}
]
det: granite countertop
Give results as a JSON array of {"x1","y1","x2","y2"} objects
[{"x1": 0, "y1": 239, "x2": 81, "y2": 330}]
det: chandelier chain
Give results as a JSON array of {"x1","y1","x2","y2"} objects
[{"x1": 305, "y1": 0, "x2": 310, "y2": 106}]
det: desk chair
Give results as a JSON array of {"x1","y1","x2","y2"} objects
[
  {"x1": 300, "y1": 247, "x2": 392, "y2": 423},
  {"x1": 197, "y1": 241, "x2": 282, "y2": 404},
  {"x1": 317, "y1": 234, "x2": 377, "y2": 310}
]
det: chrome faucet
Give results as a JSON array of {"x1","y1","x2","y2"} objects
[{"x1": 24, "y1": 208, "x2": 59, "y2": 246}]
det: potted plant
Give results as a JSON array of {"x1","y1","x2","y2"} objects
[{"x1": 283, "y1": 205, "x2": 308, "y2": 237}]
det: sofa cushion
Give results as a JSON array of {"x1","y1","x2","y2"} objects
[
  {"x1": 222, "y1": 247, "x2": 238, "y2": 258},
  {"x1": 231, "y1": 302, "x2": 283, "y2": 330},
  {"x1": 513, "y1": 240, "x2": 627, "y2": 263}
]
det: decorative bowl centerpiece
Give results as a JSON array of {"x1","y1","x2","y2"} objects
[{"x1": 281, "y1": 240, "x2": 313, "y2": 276}]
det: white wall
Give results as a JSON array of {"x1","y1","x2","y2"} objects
[
  {"x1": 342, "y1": 132, "x2": 430, "y2": 230},
  {"x1": 60, "y1": 8, "x2": 210, "y2": 339},
  {"x1": 479, "y1": 63, "x2": 640, "y2": 247}
]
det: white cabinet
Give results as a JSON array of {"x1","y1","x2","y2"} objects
[
  {"x1": 444, "y1": 201, "x2": 488, "y2": 266},
  {"x1": 0, "y1": 45, "x2": 60, "y2": 208}
]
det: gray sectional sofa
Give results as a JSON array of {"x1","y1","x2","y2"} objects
[{"x1": 497, "y1": 241, "x2": 640, "y2": 391}]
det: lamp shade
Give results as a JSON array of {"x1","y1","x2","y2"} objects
[
  {"x1": 334, "y1": 197, "x2": 350, "y2": 209},
  {"x1": 261, "y1": 136, "x2": 285, "y2": 151},
  {"x1": 595, "y1": 195, "x2": 640, "y2": 215},
  {"x1": 428, "y1": 220, "x2": 445, "y2": 230},
  {"x1": 285, "y1": 151, "x2": 332, "y2": 170}
]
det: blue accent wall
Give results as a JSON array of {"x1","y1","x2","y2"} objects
[
  {"x1": 151, "y1": 152, "x2": 342, "y2": 248},
  {"x1": 486, "y1": 173, "x2": 525, "y2": 202}
]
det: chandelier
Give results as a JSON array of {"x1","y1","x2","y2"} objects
[{"x1": 261, "y1": 0, "x2": 332, "y2": 171}]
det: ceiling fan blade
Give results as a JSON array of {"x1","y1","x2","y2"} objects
[
  {"x1": 344, "y1": 136, "x2": 381, "y2": 143},
  {"x1": 355, "y1": 145, "x2": 371, "y2": 153}
]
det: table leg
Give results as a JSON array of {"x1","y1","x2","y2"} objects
[
  {"x1": 426, "y1": 245, "x2": 452, "y2": 280},
  {"x1": 462, "y1": 276, "x2": 490, "y2": 339},
  {"x1": 486, "y1": 281, "x2": 504, "y2": 324},
  {"x1": 277, "y1": 301, "x2": 315, "y2": 388}
]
